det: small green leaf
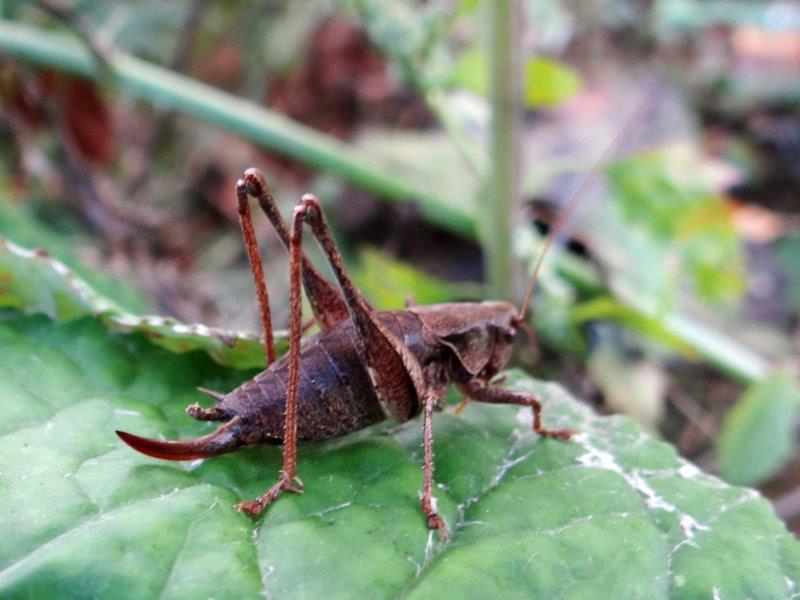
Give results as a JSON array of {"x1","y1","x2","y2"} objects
[
  {"x1": 0, "y1": 311, "x2": 797, "y2": 597},
  {"x1": 718, "y1": 372, "x2": 800, "y2": 485},
  {"x1": 448, "y1": 47, "x2": 487, "y2": 94},
  {"x1": 449, "y1": 51, "x2": 581, "y2": 108},
  {"x1": 523, "y1": 57, "x2": 581, "y2": 108},
  {"x1": 456, "y1": 0, "x2": 482, "y2": 14}
]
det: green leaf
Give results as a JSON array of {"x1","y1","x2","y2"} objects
[
  {"x1": 523, "y1": 57, "x2": 582, "y2": 108},
  {"x1": 605, "y1": 149, "x2": 744, "y2": 304},
  {"x1": 0, "y1": 191, "x2": 150, "y2": 313},
  {"x1": 448, "y1": 47, "x2": 487, "y2": 94},
  {"x1": 718, "y1": 372, "x2": 800, "y2": 485},
  {"x1": 0, "y1": 311, "x2": 797, "y2": 598},
  {"x1": 449, "y1": 50, "x2": 581, "y2": 108},
  {"x1": 0, "y1": 237, "x2": 276, "y2": 368}
]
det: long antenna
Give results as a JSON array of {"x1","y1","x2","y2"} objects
[{"x1": 517, "y1": 92, "x2": 654, "y2": 320}]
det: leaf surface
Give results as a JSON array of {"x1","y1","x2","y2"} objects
[
  {"x1": 0, "y1": 311, "x2": 797, "y2": 598},
  {"x1": 0, "y1": 237, "x2": 277, "y2": 368}
]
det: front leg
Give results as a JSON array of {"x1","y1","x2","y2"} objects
[{"x1": 458, "y1": 379, "x2": 573, "y2": 440}]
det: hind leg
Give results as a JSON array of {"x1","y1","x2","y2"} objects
[
  {"x1": 241, "y1": 168, "x2": 360, "y2": 329},
  {"x1": 236, "y1": 177, "x2": 278, "y2": 365},
  {"x1": 235, "y1": 197, "x2": 307, "y2": 517}
]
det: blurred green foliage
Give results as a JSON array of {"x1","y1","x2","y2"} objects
[
  {"x1": 606, "y1": 151, "x2": 744, "y2": 304},
  {"x1": 352, "y1": 248, "x2": 463, "y2": 310},
  {"x1": 775, "y1": 235, "x2": 800, "y2": 309},
  {"x1": 339, "y1": 0, "x2": 453, "y2": 89},
  {"x1": 449, "y1": 49, "x2": 582, "y2": 108},
  {"x1": 571, "y1": 295, "x2": 695, "y2": 357},
  {"x1": 719, "y1": 373, "x2": 800, "y2": 485},
  {"x1": 0, "y1": 191, "x2": 149, "y2": 313}
]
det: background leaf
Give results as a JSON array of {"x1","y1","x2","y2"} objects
[
  {"x1": 0, "y1": 310, "x2": 797, "y2": 598},
  {"x1": 605, "y1": 149, "x2": 744, "y2": 304},
  {"x1": 449, "y1": 50, "x2": 581, "y2": 108},
  {"x1": 0, "y1": 192, "x2": 150, "y2": 313},
  {"x1": 352, "y1": 248, "x2": 463, "y2": 309},
  {"x1": 523, "y1": 57, "x2": 582, "y2": 108},
  {"x1": 775, "y1": 234, "x2": 800, "y2": 309},
  {"x1": 718, "y1": 372, "x2": 800, "y2": 485}
]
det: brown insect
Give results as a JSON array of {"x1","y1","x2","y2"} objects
[{"x1": 116, "y1": 132, "x2": 628, "y2": 537}]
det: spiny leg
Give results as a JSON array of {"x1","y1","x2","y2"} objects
[
  {"x1": 421, "y1": 389, "x2": 447, "y2": 539},
  {"x1": 235, "y1": 200, "x2": 306, "y2": 516},
  {"x1": 458, "y1": 380, "x2": 572, "y2": 440},
  {"x1": 294, "y1": 194, "x2": 440, "y2": 534},
  {"x1": 295, "y1": 194, "x2": 371, "y2": 315},
  {"x1": 241, "y1": 168, "x2": 356, "y2": 329},
  {"x1": 295, "y1": 193, "x2": 427, "y2": 421},
  {"x1": 236, "y1": 178, "x2": 276, "y2": 364}
]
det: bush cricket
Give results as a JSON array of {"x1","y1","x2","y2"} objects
[{"x1": 117, "y1": 106, "x2": 641, "y2": 537}]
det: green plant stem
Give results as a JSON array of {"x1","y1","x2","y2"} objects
[
  {"x1": 660, "y1": 311, "x2": 770, "y2": 384},
  {"x1": 546, "y1": 247, "x2": 771, "y2": 385},
  {"x1": 0, "y1": 20, "x2": 474, "y2": 238},
  {"x1": 484, "y1": 0, "x2": 519, "y2": 300}
]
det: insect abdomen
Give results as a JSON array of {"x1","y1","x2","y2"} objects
[{"x1": 221, "y1": 319, "x2": 387, "y2": 443}]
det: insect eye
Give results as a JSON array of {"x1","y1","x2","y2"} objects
[{"x1": 502, "y1": 329, "x2": 515, "y2": 344}]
